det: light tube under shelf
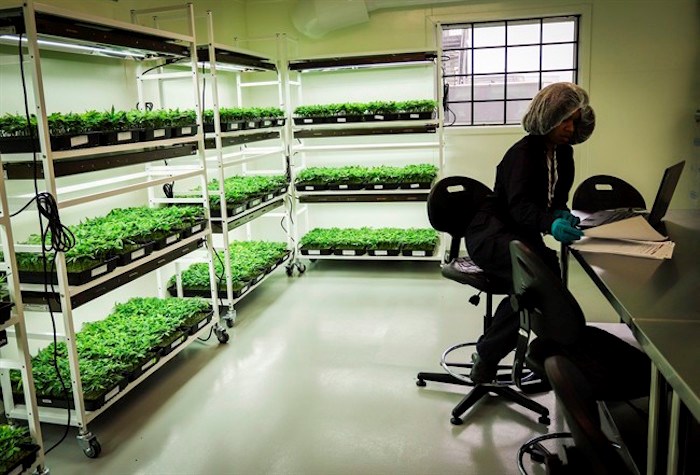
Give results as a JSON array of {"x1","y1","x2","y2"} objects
[
  {"x1": 0, "y1": 34, "x2": 148, "y2": 59},
  {"x1": 239, "y1": 81, "x2": 280, "y2": 87},
  {"x1": 294, "y1": 142, "x2": 439, "y2": 152}
]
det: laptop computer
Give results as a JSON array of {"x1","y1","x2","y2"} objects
[{"x1": 578, "y1": 160, "x2": 685, "y2": 229}]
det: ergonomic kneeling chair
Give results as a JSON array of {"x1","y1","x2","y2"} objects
[{"x1": 416, "y1": 176, "x2": 550, "y2": 426}]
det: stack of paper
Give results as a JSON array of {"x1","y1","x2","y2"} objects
[{"x1": 570, "y1": 216, "x2": 675, "y2": 259}]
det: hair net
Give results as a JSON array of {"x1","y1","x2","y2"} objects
[{"x1": 522, "y1": 82, "x2": 595, "y2": 144}]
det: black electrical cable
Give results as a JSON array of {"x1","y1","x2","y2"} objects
[
  {"x1": 140, "y1": 57, "x2": 185, "y2": 77},
  {"x1": 17, "y1": 33, "x2": 73, "y2": 454}
]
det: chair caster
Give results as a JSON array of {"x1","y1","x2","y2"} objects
[
  {"x1": 450, "y1": 416, "x2": 463, "y2": 425},
  {"x1": 416, "y1": 379, "x2": 426, "y2": 387},
  {"x1": 538, "y1": 415, "x2": 551, "y2": 425}
]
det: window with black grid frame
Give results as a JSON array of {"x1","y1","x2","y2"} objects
[{"x1": 441, "y1": 15, "x2": 580, "y2": 127}]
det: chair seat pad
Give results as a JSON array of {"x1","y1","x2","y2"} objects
[{"x1": 442, "y1": 256, "x2": 510, "y2": 294}]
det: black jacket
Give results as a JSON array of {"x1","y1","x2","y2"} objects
[{"x1": 466, "y1": 135, "x2": 575, "y2": 277}]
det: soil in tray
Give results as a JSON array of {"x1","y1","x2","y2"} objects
[
  {"x1": 1, "y1": 443, "x2": 40, "y2": 475},
  {"x1": 18, "y1": 256, "x2": 119, "y2": 286}
]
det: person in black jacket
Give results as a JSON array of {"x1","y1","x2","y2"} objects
[{"x1": 467, "y1": 82, "x2": 596, "y2": 383}]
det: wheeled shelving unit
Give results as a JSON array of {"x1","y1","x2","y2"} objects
[
  {"x1": 0, "y1": 161, "x2": 48, "y2": 475},
  {"x1": 0, "y1": 1, "x2": 226, "y2": 458},
  {"x1": 288, "y1": 50, "x2": 445, "y2": 262},
  {"x1": 162, "y1": 14, "x2": 298, "y2": 326}
]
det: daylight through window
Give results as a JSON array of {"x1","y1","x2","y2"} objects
[{"x1": 441, "y1": 16, "x2": 580, "y2": 127}]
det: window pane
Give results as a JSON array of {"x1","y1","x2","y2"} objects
[
  {"x1": 542, "y1": 44, "x2": 575, "y2": 70},
  {"x1": 446, "y1": 78, "x2": 472, "y2": 100},
  {"x1": 542, "y1": 70, "x2": 574, "y2": 86},
  {"x1": 474, "y1": 102, "x2": 504, "y2": 125},
  {"x1": 506, "y1": 100, "x2": 531, "y2": 124},
  {"x1": 542, "y1": 19, "x2": 575, "y2": 43},
  {"x1": 473, "y1": 22, "x2": 504, "y2": 47},
  {"x1": 507, "y1": 45, "x2": 540, "y2": 72},
  {"x1": 443, "y1": 27, "x2": 470, "y2": 48},
  {"x1": 443, "y1": 49, "x2": 470, "y2": 76},
  {"x1": 474, "y1": 75, "x2": 504, "y2": 100},
  {"x1": 474, "y1": 47, "x2": 504, "y2": 74},
  {"x1": 506, "y1": 73, "x2": 541, "y2": 99},
  {"x1": 448, "y1": 102, "x2": 472, "y2": 125},
  {"x1": 507, "y1": 21, "x2": 540, "y2": 45}
]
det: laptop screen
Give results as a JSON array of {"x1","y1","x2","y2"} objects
[{"x1": 647, "y1": 160, "x2": 685, "y2": 226}]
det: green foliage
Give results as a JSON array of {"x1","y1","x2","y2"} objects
[
  {"x1": 183, "y1": 175, "x2": 288, "y2": 211},
  {"x1": 293, "y1": 98, "x2": 436, "y2": 117},
  {"x1": 0, "y1": 425, "x2": 32, "y2": 469},
  {"x1": 11, "y1": 297, "x2": 211, "y2": 397},
  {"x1": 300, "y1": 227, "x2": 438, "y2": 251},
  {"x1": 295, "y1": 164, "x2": 437, "y2": 186},
  {"x1": 171, "y1": 241, "x2": 288, "y2": 291}
]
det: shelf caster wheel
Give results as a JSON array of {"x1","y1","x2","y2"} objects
[
  {"x1": 297, "y1": 263, "x2": 306, "y2": 274},
  {"x1": 215, "y1": 326, "x2": 229, "y2": 344},
  {"x1": 538, "y1": 415, "x2": 550, "y2": 425},
  {"x1": 285, "y1": 265, "x2": 293, "y2": 277},
  {"x1": 416, "y1": 379, "x2": 426, "y2": 387},
  {"x1": 225, "y1": 318, "x2": 234, "y2": 328},
  {"x1": 450, "y1": 417, "x2": 463, "y2": 426},
  {"x1": 77, "y1": 432, "x2": 101, "y2": 458}
]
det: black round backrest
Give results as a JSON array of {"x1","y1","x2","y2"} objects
[
  {"x1": 572, "y1": 175, "x2": 646, "y2": 212},
  {"x1": 427, "y1": 176, "x2": 491, "y2": 238},
  {"x1": 509, "y1": 240, "x2": 585, "y2": 345}
]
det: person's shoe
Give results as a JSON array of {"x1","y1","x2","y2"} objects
[{"x1": 469, "y1": 352, "x2": 498, "y2": 384}]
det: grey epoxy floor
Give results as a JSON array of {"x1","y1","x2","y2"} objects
[{"x1": 26, "y1": 258, "x2": 619, "y2": 475}]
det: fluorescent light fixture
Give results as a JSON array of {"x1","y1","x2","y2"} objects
[
  {"x1": 0, "y1": 34, "x2": 148, "y2": 59},
  {"x1": 199, "y1": 61, "x2": 260, "y2": 72},
  {"x1": 303, "y1": 60, "x2": 431, "y2": 73}
]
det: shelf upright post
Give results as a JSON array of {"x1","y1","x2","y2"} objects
[
  {"x1": 187, "y1": 6, "x2": 222, "y2": 327},
  {"x1": 205, "y1": 11, "x2": 236, "y2": 317},
  {"x1": 0, "y1": 156, "x2": 48, "y2": 474},
  {"x1": 435, "y1": 24, "x2": 447, "y2": 260},
  {"x1": 20, "y1": 0, "x2": 93, "y2": 439}
]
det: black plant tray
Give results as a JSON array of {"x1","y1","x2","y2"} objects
[
  {"x1": 0, "y1": 330, "x2": 7, "y2": 348},
  {"x1": 18, "y1": 256, "x2": 119, "y2": 286},
  {"x1": 0, "y1": 132, "x2": 101, "y2": 153},
  {"x1": 245, "y1": 119, "x2": 261, "y2": 129},
  {"x1": 180, "y1": 311, "x2": 214, "y2": 335},
  {"x1": 170, "y1": 125, "x2": 199, "y2": 138},
  {"x1": 117, "y1": 241, "x2": 155, "y2": 266},
  {"x1": 168, "y1": 282, "x2": 250, "y2": 299},
  {"x1": 258, "y1": 118, "x2": 278, "y2": 128},
  {"x1": 276, "y1": 184, "x2": 289, "y2": 195},
  {"x1": 333, "y1": 248, "x2": 367, "y2": 256},
  {"x1": 397, "y1": 111, "x2": 436, "y2": 120},
  {"x1": 1, "y1": 442, "x2": 40, "y2": 475},
  {"x1": 153, "y1": 232, "x2": 182, "y2": 250},
  {"x1": 300, "y1": 248, "x2": 333, "y2": 256},
  {"x1": 364, "y1": 113, "x2": 400, "y2": 122},
  {"x1": 0, "y1": 301, "x2": 14, "y2": 324},
  {"x1": 327, "y1": 183, "x2": 365, "y2": 191},
  {"x1": 367, "y1": 183, "x2": 401, "y2": 190},
  {"x1": 399, "y1": 181, "x2": 434, "y2": 190},
  {"x1": 293, "y1": 117, "x2": 330, "y2": 125},
  {"x1": 246, "y1": 197, "x2": 263, "y2": 209},
  {"x1": 158, "y1": 331, "x2": 188, "y2": 356},
  {"x1": 180, "y1": 219, "x2": 209, "y2": 238},
  {"x1": 139, "y1": 127, "x2": 172, "y2": 142},
  {"x1": 100, "y1": 129, "x2": 140, "y2": 146},
  {"x1": 327, "y1": 115, "x2": 364, "y2": 124},
  {"x1": 295, "y1": 183, "x2": 328, "y2": 192},
  {"x1": 209, "y1": 202, "x2": 248, "y2": 218},
  {"x1": 125, "y1": 353, "x2": 160, "y2": 382},
  {"x1": 15, "y1": 377, "x2": 128, "y2": 411},
  {"x1": 368, "y1": 249, "x2": 401, "y2": 256},
  {"x1": 275, "y1": 118, "x2": 286, "y2": 127},
  {"x1": 401, "y1": 247, "x2": 436, "y2": 257}
]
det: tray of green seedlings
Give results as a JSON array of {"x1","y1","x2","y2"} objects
[
  {"x1": 294, "y1": 164, "x2": 438, "y2": 192},
  {"x1": 15, "y1": 206, "x2": 205, "y2": 286},
  {"x1": 0, "y1": 425, "x2": 40, "y2": 475},
  {"x1": 292, "y1": 99, "x2": 436, "y2": 125},
  {"x1": 399, "y1": 228, "x2": 440, "y2": 256},
  {"x1": 299, "y1": 227, "x2": 439, "y2": 257},
  {"x1": 168, "y1": 241, "x2": 289, "y2": 299},
  {"x1": 11, "y1": 297, "x2": 212, "y2": 406}
]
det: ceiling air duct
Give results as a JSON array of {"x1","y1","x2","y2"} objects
[{"x1": 291, "y1": 0, "x2": 465, "y2": 39}]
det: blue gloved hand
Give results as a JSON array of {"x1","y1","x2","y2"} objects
[
  {"x1": 553, "y1": 209, "x2": 581, "y2": 227},
  {"x1": 551, "y1": 218, "x2": 584, "y2": 244}
]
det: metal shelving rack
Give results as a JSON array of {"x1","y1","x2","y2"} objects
[
  {"x1": 159, "y1": 13, "x2": 298, "y2": 326},
  {"x1": 0, "y1": 1, "x2": 226, "y2": 458},
  {"x1": 288, "y1": 50, "x2": 445, "y2": 262},
  {"x1": 0, "y1": 161, "x2": 48, "y2": 475}
]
